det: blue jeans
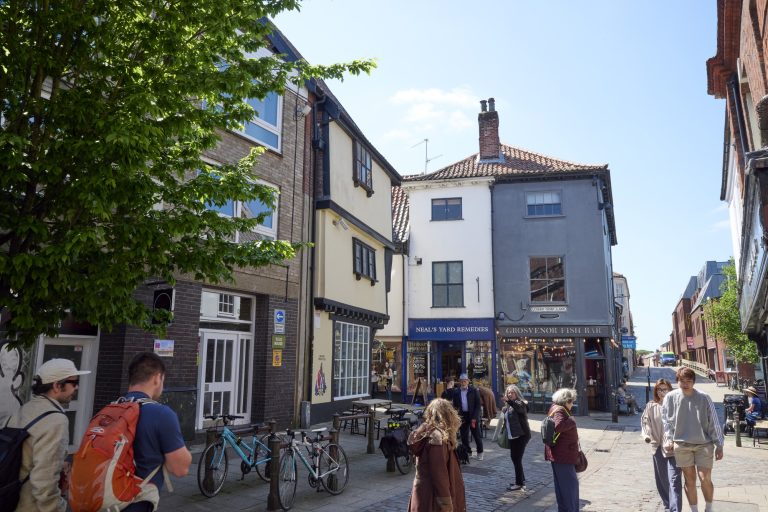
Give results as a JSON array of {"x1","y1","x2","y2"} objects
[
  {"x1": 653, "y1": 447, "x2": 682, "y2": 512},
  {"x1": 551, "y1": 462, "x2": 579, "y2": 512}
]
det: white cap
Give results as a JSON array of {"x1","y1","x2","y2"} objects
[
  {"x1": 36, "y1": 358, "x2": 91, "y2": 384},
  {"x1": 459, "y1": 373, "x2": 469, "y2": 381}
]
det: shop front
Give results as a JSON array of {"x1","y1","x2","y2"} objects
[
  {"x1": 496, "y1": 325, "x2": 617, "y2": 415},
  {"x1": 406, "y1": 318, "x2": 496, "y2": 400}
]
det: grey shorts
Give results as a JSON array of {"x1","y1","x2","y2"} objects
[{"x1": 673, "y1": 442, "x2": 714, "y2": 469}]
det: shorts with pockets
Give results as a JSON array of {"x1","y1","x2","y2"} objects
[{"x1": 673, "y1": 442, "x2": 714, "y2": 469}]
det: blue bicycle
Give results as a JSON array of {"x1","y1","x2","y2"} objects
[{"x1": 197, "y1": 414, "x2": 279, "y2": 497}]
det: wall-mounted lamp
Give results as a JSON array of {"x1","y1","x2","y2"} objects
[
  {"x1": 332, "y1": 218, "x2": 349, "y2": 230},
  {"x1": 415, "y1": 257, "x2": 422, "y2": 265},
  {"x1": 296, "y1": 103, "x2": 312, "y2": 118},
  {"x1": 598, "y1": 202, "x2": 612, "y2": 211}
]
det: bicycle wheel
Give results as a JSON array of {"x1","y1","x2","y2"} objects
[
  {"x1": 395, "y1": 450, "x2": 412, "y2": 475},
  {"x1": 318, "y1": 443, "x2": 349, "y2": 495},
  {"x1": 277, "y1": 449, "x2": 297, "y2": 511},
  {"x1": 197, "y1": 440, "x2": 228, "y2": 497},
  {"x1": 254, "y1": 433, "x2": 273, "y2": 482}
]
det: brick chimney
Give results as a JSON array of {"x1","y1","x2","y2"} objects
[{"x1": 478, "y1": 97, "x2": 501, "y2": 162}]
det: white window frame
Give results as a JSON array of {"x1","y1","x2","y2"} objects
[
  {"x1": 218, "y1": 293, "x2": 235, "y2": 317},
  {"x1": 235, "y1": 91, "x2": 283, "y2": 152},
  {"x1": 525, "y1": 190, "x2": 563, "y2": 217},
  {"x1": 333, "y1": 321, "x2": 371, "y2": 400}
]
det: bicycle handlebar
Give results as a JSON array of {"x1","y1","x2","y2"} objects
[{"x1": 204, "y1": 414, "x2": 244, "y2": 425}]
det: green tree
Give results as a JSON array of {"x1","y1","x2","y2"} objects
[
  {"x1": 0, "y1": 1, "x2": 375, "y2": 347},
  {"x1": 704, "y1": 260, "x2": 758, "y2": 364}
]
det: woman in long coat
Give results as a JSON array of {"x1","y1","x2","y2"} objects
[
  {"x1": 407, "y1": 398, "x2": 466, "y2": 512},
  {"x1": 544, "y1": 388, "x2": 580, "y2": 512},
  {"x1": 502, "y1": 384, "x2": 531, "y2": 491}
]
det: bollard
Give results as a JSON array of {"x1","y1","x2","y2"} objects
[
  {"x1": 327, "y1": 432, "x2": 339, "y2": 493},
  {"x1": 367, "y1": 410, "x2": 375, "y2": 454},
  {"x1": 266, "y1": 433, "x2": 282, "y2": 511},
  {"x1": 611, "y1": 391, "x2": 618, "y2": 423},
  {"x1": 203, "y1": 428, "x2": 217, "y2": 491},
  {"x1": 268, "y1": 419, "x2": 276, "y2": 434},
  {"x1": 332, "y1": 413, "x2": 341, "y2": 433},
  {"x1": 735, "y1": 410, "x2": 742, "y2": 448}
]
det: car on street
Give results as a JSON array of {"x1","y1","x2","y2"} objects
[{"x1": 660, "y1": 352, "x2": 677, "y2": 366}]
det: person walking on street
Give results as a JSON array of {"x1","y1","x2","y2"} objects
[
  {"x1": 545, "y1": 388, "x2": 580, "y2": 512},
  {"x1": 7, "y1": 359, "x2": 90, "y2": 512},
  {"x1": 407, "y1": 398, "x2": 466, "y2": 512},
  {"x1": 122, "y1": 352, "x2": 192, "y2": 512},
  {"x1": 384, "y1": 362, "x2": 394, "y2": 401},
  {"x1": 502, "y1": 384, "x2": 531, "y2": 491},
  {"x1": 451, "y1": 373, "x2": 484, "y2": 460},
  {"x1": 642, "y1": 378, "x2": 682, "y2": 512},
  {"x1": 370, "y1": 364, "x2": 379, "y2": 397},
  {"x1": 662, "y1": 367, "x2": 724, "y2": 512}
]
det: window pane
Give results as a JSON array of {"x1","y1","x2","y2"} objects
[
  {"x1": 530, "y1": 258, "x2": 547, "y2": 279},
  {"x1": 552, "y1": 203, "x2": 562, "y2": 215},
  {"x1": 530, "y1": 280, "x2": 549, "y2": 302},
  {"x1": 448, "y1": 284, "x2": 463, "y2": 306},
  {"x1": 243, "y1": 122, "x2": 279, "y2": 148},
  {"x1": 448, "y1": 262, "x2": 463, "y2": 284},
  {"x1": 248, "y1": 92, "x2": 278, "y2": 126},
  {"x1": 445, "y1": 202, "x2": 461, "y2": 220},
  {"x1": 433, "y1": 285, "x2": 447, "y2": 307},
  {"x1": 433, "y1": 263, "x2": 447, "y2": 284},
  {"x1": 431, "y1": 200, "x2": 445, "y2": 221},
  {"x1": 550, "y1": 280, "x2": 566, "y2": 301},
  {"x1": 548, "y1": 257, "x2": 564, "y2": 278},
  {"x1": 242, "y1": 197, "x2": 274, "y2": 229}
]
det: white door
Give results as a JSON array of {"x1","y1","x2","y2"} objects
[
  {"x1": 197, "y1": 331, "x2": 252, "y2": 428},
  {"x1": 36, "y1": 336, "x2": 98, "y2": 452}
]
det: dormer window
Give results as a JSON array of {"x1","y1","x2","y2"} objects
[{"x1": 353, "y1": 141, "x2": 373, "y2": 196}]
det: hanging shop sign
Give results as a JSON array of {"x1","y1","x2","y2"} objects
[
  {"x1": 621, "y1": 336, "x2": 636, "y2": 350},
  {"x1": 408, "y1": 318, "x2": 495, "y2": 341},
  {"x1": 498, "y1": 325, "x2": 613, "y2": 337}
]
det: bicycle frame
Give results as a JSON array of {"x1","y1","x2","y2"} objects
[
  {"x1": 218, "y1": 426, "x2": 270, "y2": 467},
  {"x1": 288, "y1": 435, "x2": 337, "y2": 480}
]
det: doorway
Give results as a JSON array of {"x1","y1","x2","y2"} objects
[
  {"x1": 36, "y1": 336, "x2": 99, "y2": 451},
  {"x1": 440, "y1": 347, "x2": 462, "y2": 383}
]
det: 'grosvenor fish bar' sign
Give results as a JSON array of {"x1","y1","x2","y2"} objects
[{"x1": 498, "y1": 325, "x2": 613, "y2": 337}]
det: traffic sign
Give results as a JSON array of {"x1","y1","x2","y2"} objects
[{"x1": 274, "y1": 309, "x2": 285, "y2": 334}]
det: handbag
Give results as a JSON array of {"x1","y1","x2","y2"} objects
[
  {"x1": 575, "y1": 448, "x2": 588, "y2": 473},
  {"x1": 493, "y1": 412, "x2": 509, "y2": 449}
]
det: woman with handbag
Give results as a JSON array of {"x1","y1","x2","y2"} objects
[
  {"x1": 545, "y1": 388, "x2": 581, "y2": 512},
  {"x1": 502, "y1": 384, "x2": 531, "y2": 491}
]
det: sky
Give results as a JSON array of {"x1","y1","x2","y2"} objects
[{"x1": 274, "y1": 1, "x2": 733, "y2": 352}]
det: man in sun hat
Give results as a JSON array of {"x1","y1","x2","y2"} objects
[
  {"x1": 7, "y1": 359, "x2": 90, "y2": 511},
  {"x1": 743, "y1": 386, "x2": 763, "y2": 432}
]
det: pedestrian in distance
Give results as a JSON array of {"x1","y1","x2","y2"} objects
[
  {"x1": 450, "y1": 373, "x2": 484, "y2": 460},
  {"x1": 743, "y1": 386, "x2": 763, "y2": 434},
  {"x1": 641, "y1": 378, "x2": 682, "y2": 512},
  {"x1": 384, "y1": 361, "x2": 394, "y2": 401},
  {"x1": 441, "y1": 379, "x2": 456, "y2": 400},
  {"x1": 502, "y1": 384, "x2": 531, "y2": 491},
  {"x1": 617, "y1": 381, "x2": 639, "y2": 414},
  {"x1": 122, "y1": 352, "x2": 192, "y2": 511},
  {"x1": 662, "y1": 367, "x2": 724, "y2": 512},
  {"x1": 407, "y1": 398, "x2": 466, "y2": 512},
  {"x1": 7, "y1": 358, "x2": 90, "y2": 512},
  {"x1": 544, "y1": 388, "x2": 580, "y2": 512},
  {"x1": 370, "y1": 364, "x2": 379, "y2": 397}
]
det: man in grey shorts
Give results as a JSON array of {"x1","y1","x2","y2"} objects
[{"x1": 662, "y1": 367, "x2": 723, "y2": 512}]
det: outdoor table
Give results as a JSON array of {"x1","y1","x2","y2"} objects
[{"x1": 351, "y1": 398, "x2": 392, "y2": 413}]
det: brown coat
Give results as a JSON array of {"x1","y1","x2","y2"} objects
[
  {"x1": 477, "y1": 386, "x2": 497, "y2": 420},
  {"x1": 407, "y1": 426, "x2": 466, "y2": 512},
  {"x1": 544, "y1": 404, "x2": 580, "y2": 465}
]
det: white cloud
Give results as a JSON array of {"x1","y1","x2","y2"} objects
[
  {"x1": 447, "y1": 110, "x2": 473, "y2": 131},
  {"x1": 382, "y1": 128, "x2": 412, "y2": 141},
  {"x1": 390, "y1": 87, "x2": 477, "y2": 108},
  {"x1": 404, "y1": 103, "x2": 443, "y2": 124}
]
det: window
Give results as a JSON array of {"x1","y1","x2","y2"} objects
[
  {"x1": 529, "y1": 257, "x2": 565, "y2": 302},
  {"x1": 432, "y1": 261, "x2": 464, "y2": 307},
  {"x1": 238, "y1": 91, "x2": 282, "y2": 151},
  {"x1": 333, "y1": 321, "x2": 370, "y2": 399},
  {"x1": 218, "y1": 294, "x2": 235, "y2": 316},
  {"x1": 353, "y1": 141, "x2": 373, "y2": 195},
  {"x1": 202, "y1": 167, "x2": 279, "y2": 241},
  {"x1": 353, "y1": 239, "x2": 377, "y2": 283},
  {"x1": 526, "y1": 191, "x2": 562, "y2": 216},
  {"x1": 431, "y1": 198, "x2": 462, "y2": 221}
]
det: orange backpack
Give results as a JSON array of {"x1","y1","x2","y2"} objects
[{"x1": 69, "y1": 397, "x2": 164, "y2": 512}]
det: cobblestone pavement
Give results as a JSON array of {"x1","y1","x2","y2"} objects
[{"x1": 160, "y1": 367, "x2": 768, "y2": 511}]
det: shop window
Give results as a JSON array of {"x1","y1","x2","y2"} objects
[
  {"x1": 499, "y1": 338, "x2": 576, "y2": 396},
  {"x1": 406, "y1": 341, "x2": 431, "y2": 397},
  {"x1": 466, "y1": 340, "x2": 492, "y2": 389},
  {"x1": 333, "y1": 321, "x2": 370, "y2": 399},
  {"x1": 432, "y1": 261, "x2": 463, "y2": 307},
  {"x1": 431, "y1": 198, "x2": 462, "y2": 221},
  {"x1": 529, "y1": 256, "x2": 565, "y2": 303}
]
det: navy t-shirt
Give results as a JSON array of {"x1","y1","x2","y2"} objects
[{"x1": 124, "y1": 391, "x2": 186, "y2": 489}]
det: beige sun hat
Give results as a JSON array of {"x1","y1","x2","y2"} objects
[
  {"x1": 36, "y1": 358, "x2": 91, "y2": 384},
  {"x1": 744, "y1": 386, "x2": 759, "y2": 396}
]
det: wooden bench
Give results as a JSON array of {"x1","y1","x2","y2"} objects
[{"x1": 753, "y1": 419, "x2": 768, "y2": 447}]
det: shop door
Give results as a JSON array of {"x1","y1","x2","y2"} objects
[
  {"x1": 198, "y1": 331, "x2": 252, "y2": 428},
  {"x1": 437, "y1": 342, "x2": 464, "y2": 383},
  {"x1": 36, "y1": 336, "x2": 98, "y2": 451}
]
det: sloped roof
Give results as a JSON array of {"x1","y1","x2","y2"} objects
[
  {"x1": 391, "y1": 185, "x2": 409, "y2": 244},
  {"x1": 405, "y1": 143, "x2": 607, "y2": 182},
  {"x1": 691, "y1": 273, "x2": 726, "y2": 311}
]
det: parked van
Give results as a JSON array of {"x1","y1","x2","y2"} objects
[{"x1": 660, "y1": 352, "x2": 677, "y2": 366}]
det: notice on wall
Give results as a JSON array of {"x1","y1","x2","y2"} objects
[
  {"x1": 272, "y1": 349, "x2": 283, "y2": 367},
  {"x1": 412, "y1": 353, "x2": 427, "y2": 377},
  {"x1": 154, "y1": 339, "x2": 174, "y2": 357},
  {"x1": 272, "y1": 335, "x2": 285, "y2": 349}
]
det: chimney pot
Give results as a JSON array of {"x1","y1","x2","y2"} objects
[
  {"x1": 488, "y1": 98, "x2": 495, "y2": 112},
  {"x1": 480, "y1": 100, "x2": 487, "y2": 112}
]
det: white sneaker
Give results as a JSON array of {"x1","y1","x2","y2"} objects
[{"x1": 477, "y1": 452, "x2": 484, "y2": 460}]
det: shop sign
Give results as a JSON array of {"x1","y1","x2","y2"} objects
[
  {"x1": 498, "y1": 325, "x2": 612, "y2": 337},
  {"x1": 621, "y1": 336, "x2": 636, "y2": 349},
  {"x1": 408, "y1": 318, "x2": 495, "y2": 341},
  {"x1": 530, "y1": 306, "x2": 568, "y2": 313},
  {"x1": 153, "y1": 339, "x2": 174, "y2": 357},
  {"x1": 686, "y1": 336, "x2": 694, "y2": 349},
  {"x1": 412, "y1": 353, "x2": 427, "y2": 377}
]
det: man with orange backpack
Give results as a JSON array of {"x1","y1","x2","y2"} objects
[{"x1": 69, "y1": 351, "x2": 191, "y2": 511}]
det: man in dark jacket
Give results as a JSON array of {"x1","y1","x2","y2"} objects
[{"x1": 451, "y1": 373, "x2": 483, "y2": 460}]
